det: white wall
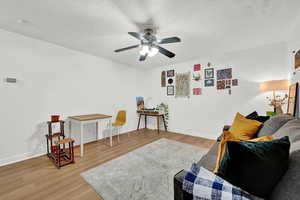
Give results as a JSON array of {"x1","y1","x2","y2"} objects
[
  {"x1": 0, "y1": 29, "x2": 145, "y2": 166},
  {"x1": 144, "y1": 42, "x2": 290, "y2": 139}
]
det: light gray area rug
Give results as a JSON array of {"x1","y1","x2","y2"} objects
[{"x1": 81, "y1": 138, "x2": 208, "y2": 200}]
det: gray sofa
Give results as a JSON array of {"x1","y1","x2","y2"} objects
[{"x1": 174, "y1": 117, "x2": 300, "y2": 200}]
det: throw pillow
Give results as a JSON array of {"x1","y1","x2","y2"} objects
[
  {"x1": 257, "y1": 114, "x2": 294, "y2": 138},
  {"x1": 229, "y1": 113, "x2": 262, "y2": 140},
  {"x1": 246, "y1": 111, "x2": 270, "y2": 123},
  {"x1": 217, "y1": 136, "x2": 290, "y2": 198},
  {"x1": 213, "y1": 131, "x2": 273, "y2": 173},
  {"x1": 183, "y1": 163, "x2": 252, "y2": 200},
  {"x1": 272, "y1": 118, "x2": 300, "y2": 143}
]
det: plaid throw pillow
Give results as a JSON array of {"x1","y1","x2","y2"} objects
[{"x1": 183, "y1": 163, "x2": 252, "y2": 200}]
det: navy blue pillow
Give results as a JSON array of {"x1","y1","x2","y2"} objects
[{"x1": 217, "y1": 136, "x2": 290, "y2": 198}]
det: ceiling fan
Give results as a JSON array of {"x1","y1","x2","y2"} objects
[{"x1": 114, "y1": 28, "x2": 181, "y2": 61}]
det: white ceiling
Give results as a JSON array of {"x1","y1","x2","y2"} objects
[{"x1": 0, "y1": 0, "x2": 300, "y2": 68}]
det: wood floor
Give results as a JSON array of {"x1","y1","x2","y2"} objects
[{"x1": 0, "y1": 129, "x2": 215, "y2": 200}]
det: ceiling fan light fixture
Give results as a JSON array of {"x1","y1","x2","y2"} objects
[
  {"x1": 139, "y1": 45, "x2": 149, "y2": 56},
  {"x1": 148, "y1": 46, "x2": 159, "y2": 57}
]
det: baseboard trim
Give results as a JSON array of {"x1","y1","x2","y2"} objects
[{"x1": 0, "y1": 152, "x2": 46, "y2": 167}]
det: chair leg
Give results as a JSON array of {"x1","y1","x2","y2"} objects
[{"x1": 117, "y1": 127, "x2": 120, "y2": 143}]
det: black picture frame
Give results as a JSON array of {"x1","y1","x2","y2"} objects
[
  {"x1": 204, "y1": 79, "x2": 214, "y2": 87},
  {"x1": 167, "y1": 70, "x2": 175, "y2": 77},
  {"x1": 167, "y1": 86, "x2": 174, "y2": 96},
  {"x1": 204, "y1": 68, "x2": 214, "y2": 79}
]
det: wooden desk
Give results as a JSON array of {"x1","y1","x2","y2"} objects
[
  {"x1": 137, "y1": 111, "x2": 167, "y2": 133},
  {"x1": 69, "y1": 114, "x2": 112, "y2": 157}
]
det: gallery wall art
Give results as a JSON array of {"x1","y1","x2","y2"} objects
[
  {"x1": 204, "y1": 68, "x2": 214, "y2": 79},
  {"x1": 161, "y1": 71, "x2": 166, "y2": 87},
  {"x1": 167, "y1": 85, "x2": 174, "y2": 96},
  {"x1": 167, "y1": 70, "x2": 175, "y2": 77},
  {"x1": 193, "y1": 88, "x2": 202, "y2": 95},
  {"x1": 217, "y1": 68, "x2": 232, "y2": 80},
  {"x1": 192, "y1": 73, "x2": 201, "y2": 81},
  {"x1": 168, "y1": 78, "x2": 174, "y2": 85},
  {"x1": 232, "y1": 79, "x2": 238, "y2": 86},
  {"x1": 175, "y1": 72, "x2": 190, "y2": 98},
  {"x1": 194, "y1": 64, "x2": 201, "y2": 71},
  {"x1": 204, "y1": 79, "x2": 214, "y2": 87}
]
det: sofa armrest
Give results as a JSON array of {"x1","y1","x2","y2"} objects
[{"x1": 174, "y1": 170, "x2": 193, "y2": 200}]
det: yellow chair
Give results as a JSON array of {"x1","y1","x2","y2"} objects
[{"x1": 112, "y1": 110, "x2": 126, "y2": 142}]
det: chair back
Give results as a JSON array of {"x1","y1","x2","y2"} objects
[{"x1": 116, "y1": 110, "x2": 126, "y2": 125}]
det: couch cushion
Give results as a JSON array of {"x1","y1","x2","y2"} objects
[
  {"x1": 257, "y1": 115, "x2": 294, "y2": 138},
  {"x1": 273, "y1": 118, "x2": 300, "y2": 143},
  {"x1": 269, "y1": 140, "x2": 300, "y2": 200},
  {"x1": 197, "y1": 142, "x2": 218, "y2": 171}
]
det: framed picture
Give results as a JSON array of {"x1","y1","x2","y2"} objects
[
  {"x1": 204, "y1": 68, "x2": 214, "y2": 79},
  {"x1": 232, "y1": 79, "x2": 238, "y2": 86},
  {"x1": 287, "y1": 83, "x2": 298, "y2": 116},
  {"x1": 217, "y1": 68, "x2": 232, "y2": 80},
  {"x1": 204, "y1": 79, "x2": 214, "y2": 87},
  {"x1": 193, "y1": 88, "x2": 202, "y2": 95},
  {"x1": 167, "y1": 70, "x2": 175, "y2": 77},
  {"x1": 167, "y1": 85, "x2": 174, "y2": 96},
  {"x1": 217, "y1": 80, "x2": 225, "y2": 90},
  {"x1": 161, "y1": 71, "x2": 166, "y2": 87},
  {"x1": 194, "y1": 64, "x2": 201, "y2": 71},
  {"x1": 168, "y1": 78, "x2": 174, "y2": 85}
]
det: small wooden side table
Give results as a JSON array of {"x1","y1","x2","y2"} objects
[{"x1": 137, "y1": 111, "x2": 167, "y2": 134}]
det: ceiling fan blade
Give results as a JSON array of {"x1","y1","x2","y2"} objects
[
  {"x1": 159, "y1": 37, "x2": 181, "y2": 44},
  {"x1": 128, "y1": 32, "x2": 144, "y2": 40},
  {"x1": 157, "y1": 46, "x2": 175, "y2": 58},
  {"x1": 114, "y1": 45, "x2": 140, "y2": 52},
  {"x1": 139, "y1": 53, "x2": 148, "y2": 61}
]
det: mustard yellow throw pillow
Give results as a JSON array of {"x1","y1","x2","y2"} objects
[{"x1": 229, "y1": 112, "x2": 262, "y2": 140}]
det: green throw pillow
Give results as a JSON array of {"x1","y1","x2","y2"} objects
[{"x1": 217, "y1": 136, "x2": 290, "y2": 198}]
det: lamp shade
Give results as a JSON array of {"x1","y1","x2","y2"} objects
[{"x1": 259, "y1": 80, "x2": 289, "y2": 92}]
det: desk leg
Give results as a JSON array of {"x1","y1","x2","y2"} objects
[
  {"x1": 137, "y1": 114, "x2": 141, "y2": 131},
  {"x1": 80, "y1": 123, "x2": 84, "y2": 157},
  {"x1": 96, "y1": 121, "x2": 100, "y2": 140},
  {"x1": 157, "y1": 116, "x2": 160, "y2": 134},
  {"x1": 162, "y1": 115, "x2": 167, "y2": 132},
  {"x1": 69, "y1": 120, "x2": 72, "y2": 138},
  {"x1": 109, "y1": 118, "x2": 112, "y2": 147},
  {"x1": 145, "y1": 115, "x2": 147, "y2": 129}
]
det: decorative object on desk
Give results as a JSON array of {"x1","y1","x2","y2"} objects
[
  {"x1": 295, "y1": 49, "x2": 300, "y2": 69},
  {"x1": 175, "y1": 72, "x2": 191, "y2": 98},
  {"x1": 193, "y1": 64, "x2": 201, "y2": 71},
  {"x1": 136, "y1": 97, "x2": 145, "y2": 110},
  {"x1": 156, "y1": 103, "x2": 169, "y2": 128},
  {"x1": 287, "y1": 82, "x2": 299, "y2": 116},
  {"x1": 260, "y1": 80, "x2": 289, "y2": 114},
  {"x1": 167, "y1": 85, "x2": 174, "y2": 96},
  {"x1": 232, "y1": 79, "x2": 238, "y2": 86},
  {"x1": 168, "y1": 78, "x2": 173, "y2": 85},
  {"x1": 161, "y1": 71, "x2": 166, "y2": 87},
  {"x1": 51, "y1": 115, "x2": 60, "y2": 122},
  {"x1": 217, "y1": 68, "x2": 232, "y2": 80},
  {"x1": 193, "y1": 88, "x2": 202, "y2": 95},
  {"x1": 192, "y1": 72, "x2": 201, "y2": 81},
  {"x1": 204, "y1": 68, "x2": 214, "y2": 79},
  {"x1": 204, "y1": 79, "x2": 214, "y2": 87},
  {"x1": 46, "y1": 120, "x2": 75, "y2": 168},
  {"x1": 167, "y1": 69, "x2": 175, "y2": 77},
  {"x1": 266, "y1": 111, "x2": 276, "y2": 117},
  {"x1": 217, "y1": 80, "x2": 225, "y2": 90}
]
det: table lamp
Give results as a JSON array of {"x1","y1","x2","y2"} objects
[{"x1": 259, "y1": 80, "x2": 289, "y2": 114}]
